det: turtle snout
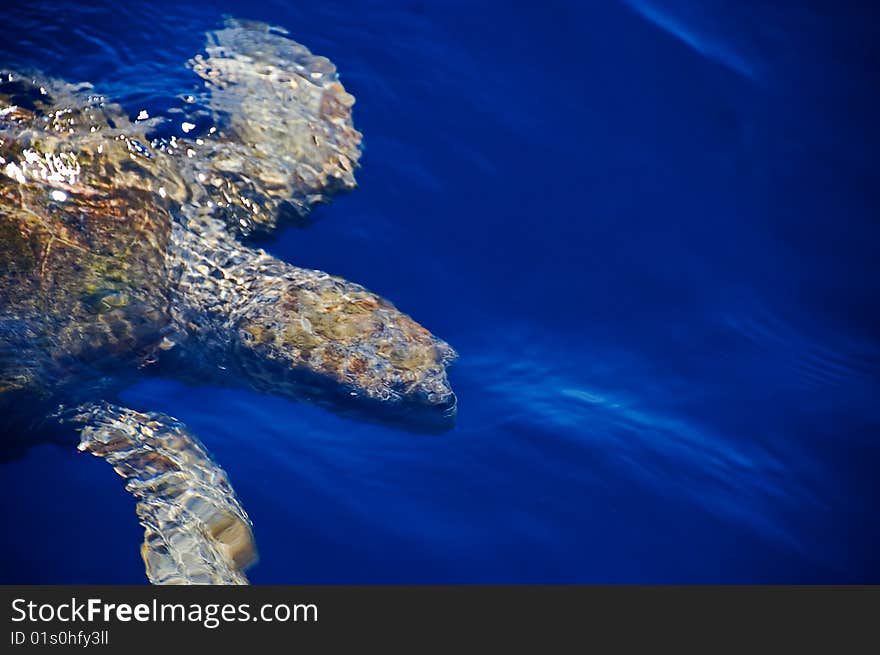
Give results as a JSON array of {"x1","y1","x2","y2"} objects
[
  {"x1": 404, "y1": 352, "x2": 458, "y2": 421},
  {"x1": 412, "y1": 372, "x2": 458, "y2": 418},
  {"x1": 435, "y1": 391, "x2": 458, "y2": 418}
]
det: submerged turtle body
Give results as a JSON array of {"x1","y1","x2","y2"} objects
[
  {"x1": 0, "y1": 19, "x2": 457, "y2": 584},
  {"x1": 0, "y1": 79, "x2": 176, "y2": 415}
]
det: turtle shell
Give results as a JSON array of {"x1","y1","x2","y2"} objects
[{"x1": 0, "y1": 73, "x2": 181, "y2": 406}]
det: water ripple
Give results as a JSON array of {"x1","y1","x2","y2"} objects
[
  {"x1": 622, "y1": 0, "x2": 756, "y2": 79},
  {"x1": 459, "y1": 324, "x2": 837, "y2": 551}
]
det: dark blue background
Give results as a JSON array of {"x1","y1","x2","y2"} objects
[{"x1": 1, "y1": 0, "x2": 878, "y2": 583}]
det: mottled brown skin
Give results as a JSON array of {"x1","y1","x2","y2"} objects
[
  {"x1": 170, "y1": 211, "x2": 457, "y2": 425},
  {"x1": 0, "y1": 19, "x2": 457, "y2": 584}
]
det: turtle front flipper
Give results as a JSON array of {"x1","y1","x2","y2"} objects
[
  {"x1": 68, "y1": 402, "x2": 257, "y2": 584},
  {"x1": 184, "y1": 18, "x2": 362, "y2": 236}
]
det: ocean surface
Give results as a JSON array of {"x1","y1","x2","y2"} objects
[{"x1": 1, "y1": 0, "x2": 878, "y2": 583}]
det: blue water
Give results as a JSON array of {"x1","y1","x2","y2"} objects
[{"x1": 1, "y1": 0, "x2": 878, "y2": 583}]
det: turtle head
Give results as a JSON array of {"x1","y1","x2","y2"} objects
[
  {"x1": 175, "y1": 19, "x2": 455, "y2": 429},
  {"x1": 233, "y1": 272, "x2": 458, "y2": 432}
]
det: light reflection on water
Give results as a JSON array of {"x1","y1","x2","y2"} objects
[{"x1": 0, "y1": 0, "x2": 878, "y2": 583}]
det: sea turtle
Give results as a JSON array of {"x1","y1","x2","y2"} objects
[{"x1": 0, "y1": 19, "x2": 457, "y2": 584}]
